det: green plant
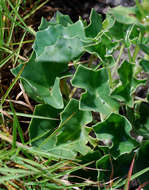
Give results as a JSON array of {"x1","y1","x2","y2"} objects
[{"x1": 1, "y1": 0, "x2": 149, "y2": 189}]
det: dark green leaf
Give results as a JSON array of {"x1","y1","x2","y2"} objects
[
  {"x1": 108, "y1": 21, "x2": 130, "y2": 41},
  {"x1": 96, "y1": 152, "x2": 134, "y2": 185},
  {"x1": 71, "y1": 65, "x2": 119, "y2": 116},
  {"x1": 12, "y1": 52, "x2": 68, "y2": 108},
  {"x1": 96, "y1": 154, "x2": 112, "y2": 182},
  {"x1": 135, "y1": 140, "x2": 149, "y2": 190},
  {"x1": 84, "y1": 33, "x2": 117, "y2": 65},
  {"x1": 85, "y1": 9, "x2": 102, "y2": 38},
  {"x1": 139, "y1": 44, "x2": 149, "y2": 55},
  {"x1": 29, "y1": 104, "x2": 60, "y2": 149},
  {"x1": 134, "y1": 102, "x2": 149, "y2": 139},
  {"x1": 93, "y1": 113, "x2": 138, "y2": 158},
  {"x1": 108, "y1": 20, "x2": 140, "y2": 45},
  {"x1": 140, "y1": 59, "x2": 149, "y2": 72},
  {"x1": 111, "y1": 61, "x2": 145, "y2": 107},
  {"x1": 56, "y1": 99, "x2": 92, "y2": 155}
]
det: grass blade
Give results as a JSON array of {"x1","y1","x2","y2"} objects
[{"x1": 1, "y1": 63, "x2": 25, "y2": 106}]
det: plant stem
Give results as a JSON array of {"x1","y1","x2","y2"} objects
[
  {"x1": 132, "y1": 32, "x2": 142, "y2": 63},
  {"x1": 111, "y1": 43, "x2": 125, "y2": 81},
  {"x1": 132, "y1": 45, "x2": 140, "y2": 63},
  {"x1": 127, "y1": 47, "x2": 132, "y2": 62},
  {"x1": 107, "y1": 67, "x2": 113, "y2": 88}
]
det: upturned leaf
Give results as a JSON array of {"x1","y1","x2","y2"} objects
[
  {"x1": 109, "y1": 6, "x2": 138, "y2": 25},
  {"x1": 71, "y1": 65, "x2": 119, "y2": 116},
  {"x1": 11, "y1": 52, "x2": 68, "y2": 108},
  {"x1": 109, "y1": 5, "x2": 149, "y2": 32},
  {"x1": 93, "y1": 113, "x2": 138, "y2": 158}
]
